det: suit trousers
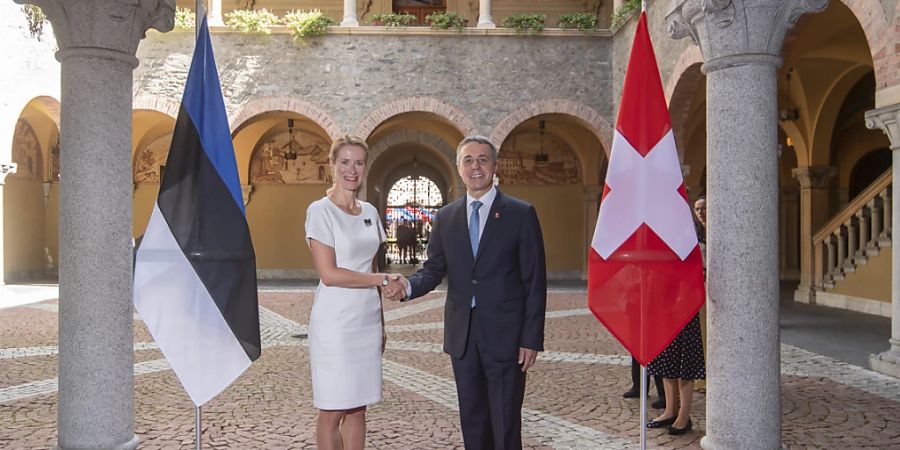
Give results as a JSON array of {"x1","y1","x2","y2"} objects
[{"x1": 451, "y1": 307, "x2": 526, "y2": 450}]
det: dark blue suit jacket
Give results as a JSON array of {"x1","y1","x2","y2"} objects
[{"x1": 408, "y1": 190, "x2": 547, "y2": 360}]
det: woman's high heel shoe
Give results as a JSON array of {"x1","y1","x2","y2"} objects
[
  {"x1": 647, "y1": 416, "x2": 676, "y2": 429},
  {"x1": 667, "y1": 418, "x2": 692, "y2": 435}
]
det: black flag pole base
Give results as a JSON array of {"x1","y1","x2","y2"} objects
[
  {"x1": 640, "y1": 365, "x2": 647, "y2": 450},
  {"x1": 196, "y1": 405, "x2": 202, "y2": 450}
]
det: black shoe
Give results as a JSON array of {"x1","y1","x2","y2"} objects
[
  {"x1": 668, "y1": 418, "x2": 692, "y2": 435},
  {"x1": 622, "y1": 388, "x2": 639, "y2": 399},
  {"x1": 651, "y1": 399, "x2": 666, "y2": 410},
  {"x1": 647, "y1": 416, "x2": 676, "y2": 429}
]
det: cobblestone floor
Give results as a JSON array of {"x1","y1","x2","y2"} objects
[{"x1": 1, "y1": 289, "x2": 900, "y2": 449}]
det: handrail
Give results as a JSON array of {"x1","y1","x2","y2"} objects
[{"x1": 813, "y1": 168, "x2": 892, "y2": 244}]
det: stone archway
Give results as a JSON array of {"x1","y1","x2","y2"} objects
[
  {"x1": 230, "y1": 96, "x2": 344, "y2": 140},
  {"x1": 490, "y1": 99, "x2": 613, "y2": 156},
  {"x1": 353, "y1": 96, "x2": 478, "y2": 139}
]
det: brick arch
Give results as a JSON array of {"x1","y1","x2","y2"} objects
[
  {"x1": 837, "y1": 1, "x2": 890, "y2": 97},
  {"x1": 133, "y1": 95, "x2": 180, "y2": 119},
  {"x1": 362, "y1": 129, "x2": 460, "y2": 201},
  {"x1": 352, "y1": 97, "x2": 478, "y2": 139},
  {"x1": 229, "y1": 96, "x2": 343, "y2": 140},
  {"x1": 489, "y1": 99, "x2": 613, "y2": 155},
  {"x1": 665, "y1": 46, "x2": 705, "y2": 161}
]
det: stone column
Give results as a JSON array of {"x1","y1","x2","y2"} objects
[
  {"x1": 477, "y1": 0, "x2": 496, "y2": 28},
  {"x1": 792, "y1": 166, "x2": 835, "y2": 302},
  {"x1": 341, "y1": 0, "x2": 359, "y2": 26},
  {"x1": 0, "y1": 163, "x2": 18, "y2": 285},
  {"x1": 864, "y1": 104, "x2": 900, "y2": 378},
  {"x1": 13, "y1": 1, "x2": 175, "y2": 449},
  {"x1": 666, "y1": 1, "x2": 827, "y2": 449}
]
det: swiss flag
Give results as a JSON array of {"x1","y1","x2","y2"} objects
[{"x1": 588, "y1": 12, "x2": 705, "y2": 366}]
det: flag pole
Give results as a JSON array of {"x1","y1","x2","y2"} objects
[
  {"x1": 642, "y1": 0, "x2": 647, "y2": 12},
  {"x1": 195, "y1": 405, "x2": 203, "y2": 450},
  {"x1": 196, "y1": 0, "x2": 204, "y2": 42},
  {"x1": 640, "y1": 365, "x2": 648, "y2": 450}
]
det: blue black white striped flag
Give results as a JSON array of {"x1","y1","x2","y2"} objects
[{"x1": 133, "y1": 17, "x2": 260, "y2": 407}]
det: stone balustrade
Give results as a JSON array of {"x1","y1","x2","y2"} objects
[{"x1": 814, "y1": 169, "x2": 892, "y2": 290}]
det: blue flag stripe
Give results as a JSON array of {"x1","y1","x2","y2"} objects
[{"x1": 181, "y1": 17, "x2": 244, "y2": 213}]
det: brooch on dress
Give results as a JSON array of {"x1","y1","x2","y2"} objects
[{"x1": 364, "y1": 218, "x2": 372, "y2": 226}]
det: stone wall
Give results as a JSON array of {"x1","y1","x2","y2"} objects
[{"x1": 134, "y1": 29, "x2": 615, "y2": 139}]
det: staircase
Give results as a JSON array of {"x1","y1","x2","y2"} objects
[{"x1": 813, "y1": 170, "x2": 892, "y2": 290}]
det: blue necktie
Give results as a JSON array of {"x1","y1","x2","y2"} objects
[{"x1": 469, "y1": 201, "x2": 482, "y2": 308}]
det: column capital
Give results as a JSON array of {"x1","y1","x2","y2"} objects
[
  {"x1": 791, "y1": 166, "x2": 835, "y2": 189},
  {"x1": 666, "y1": 0, "x2": 828, "y2": 73},
  {"x1": 15, "y1": 0, "x2": 175, "y2": 67},
  {"x1": 865, "y1": 103, "x2": 900, "y2": 149}
]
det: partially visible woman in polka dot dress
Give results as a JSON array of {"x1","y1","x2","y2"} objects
[{"x1": 646, "y1": 197, "x2": 707, "y2": 436}]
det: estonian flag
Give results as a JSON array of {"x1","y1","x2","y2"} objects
[{"x1": 133, "y1": 17, "x2": 261, "y2": 407}]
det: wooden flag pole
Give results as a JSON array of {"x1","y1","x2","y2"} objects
[{"x1": 640, "y1": 365, "x2": 648, "y2": 450}]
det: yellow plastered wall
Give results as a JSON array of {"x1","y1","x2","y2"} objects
[
  {"x1": 45, "y1": 184, "x2": 59, "y2": 270},
  {"x1": 247, "y1": 184, "x2": 329, "y2": 269},
  {"x1": 3, "y1": 180, "x2": 47, "y2": 279},
  {"x1": 133, "y1": 184, "x2": 161, "y2": 238},
  {"x1": 500, "y1": 185, "x2": 584, "y2": 272},
  {"x1": 828, "y1": 247, "x2": 891, "y2": 303}
]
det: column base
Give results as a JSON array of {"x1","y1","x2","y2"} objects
[
  {"x1": 477, "y1": 21, "x2": 496, "y2": 29},
  {"x1": 793, "y1": 285, "x2": 816, "y2": 304},
  {"x1": 341, "y1": 19, "x2": 360, "y2": 27},
  {"x1": 870, "y1": 349, "x2": 900, "y2": 378},
  {"x1": 701, "y1": 436, "x2": 786, "y2": 450},
  {"x1": 57, "y1": 434, "x2": 139, "y2": 450}
]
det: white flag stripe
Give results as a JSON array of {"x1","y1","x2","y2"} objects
[
  {"x1": 133, "y1": 205, "x2": 251, "y2": 406},
  {"x1": 592, "y1": 130, "x2": 697, "y2": 260}
]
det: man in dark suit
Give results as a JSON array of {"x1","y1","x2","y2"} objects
[{"x1": 386, "y1": 135, "x2": 547, "y2": 450}]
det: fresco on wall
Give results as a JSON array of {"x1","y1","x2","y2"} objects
[
  {"x1": 11, "y1": 120, "x2": 43, "y2": 182},
  {"x1": 134, "y1": 133, "x2": 173, "y2": 183},
  {"x1": 498, "y1": 131, "x2": 581, "y2": 185},
  {"x1": 250, "y1": 129, "x2": 331, "y2": 184}
]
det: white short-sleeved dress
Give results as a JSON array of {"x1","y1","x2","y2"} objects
[{"x1": 305, "y1": 198, "x2": 385, "y2": 410}]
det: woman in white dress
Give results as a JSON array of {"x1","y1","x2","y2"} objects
[{"x1": 305, "y1": 136, "x2": 390, "y2": 450}]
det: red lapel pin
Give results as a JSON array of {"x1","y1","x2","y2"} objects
[{"x1": 494, "y1": 212, "x2": 500, "y2": 219}]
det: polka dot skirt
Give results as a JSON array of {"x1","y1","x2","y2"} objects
[{"x1": 648, "y1": 314, "x2": 706, "y2": 380}]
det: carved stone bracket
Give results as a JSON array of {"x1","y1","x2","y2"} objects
[
  {"x1": 0, "y1": 162, "x2": 18, "y2": 185},
  {"x1": 866, "y1": 103, "x2": 900, "y2": 149},
  {"x1": 666, "y1": 0, "x2": 828, "y2": 72},
  {"x1": 792, "y1": 166, "x2": 836, "y2": 190},
  {"x1": 14, "y1": 0, "x2": 176, "y2": 67}
]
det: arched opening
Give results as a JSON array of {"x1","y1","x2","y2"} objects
[
  {"x1": 232, "y1": 111, "x2": 334, "y2": 276},
  {"x1": 498, "y1": 114, "x2": 600, "y2": 276},
  {"x1": 848, "y1": 148, "x2": 891, "y2": 199},
  {"x1": 5, "y1": 97, "x2": 59, "y2": 282},
  {"x1": 132, "y1": 109, "x2": 176, "y2": 239},
  {"x1": 384, "y1": 175, "x2": 444, "y2": 266}
]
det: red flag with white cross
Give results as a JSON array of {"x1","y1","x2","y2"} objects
[{"x1": 587, "y1": 12, "x2": 705, "y2": 366}]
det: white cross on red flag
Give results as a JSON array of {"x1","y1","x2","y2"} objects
[{"x1": 588, "y1": 12, "x2": 705, "y2": 366}]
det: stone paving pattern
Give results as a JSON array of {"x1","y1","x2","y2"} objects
[{"x1": 1, "y1": 290, "x2": 899, "y2": 449}]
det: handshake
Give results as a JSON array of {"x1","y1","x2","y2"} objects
[{"x1": 381, "y1": 274, "x2": 410, "y2": 302}]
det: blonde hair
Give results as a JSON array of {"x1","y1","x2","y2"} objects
[{"x1": 329, "y1": 135, "x2": 369, "y2": 164}]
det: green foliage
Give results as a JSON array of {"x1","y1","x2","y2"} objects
[
  {"x1": 425, "y1": 12, "x2": 466, "y2": 31},
  {"x1": 611, "y1": 0, "x2": 640, "y2": 28},
  {"x1": 558, "y1": 12, "x2": 598, "y2": 31},
  {"x1": 21, "y1": 5, "x2": 47, "y2": 40},
  {"x1": 174, "y1": 7, "x2": 196, "y2": 31},
  {"x1": 283, "y1": 10, "x2": 335, "y2": 39},
  {"x1": 225, "y1": 8, "x2": 280, "y2": 34},
  {"x1": 371, "y1": 12, "x2": 417, "y2": 27},
  {"x1": 501, "y1": 13, "x2": 546, "y2": 34}
]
